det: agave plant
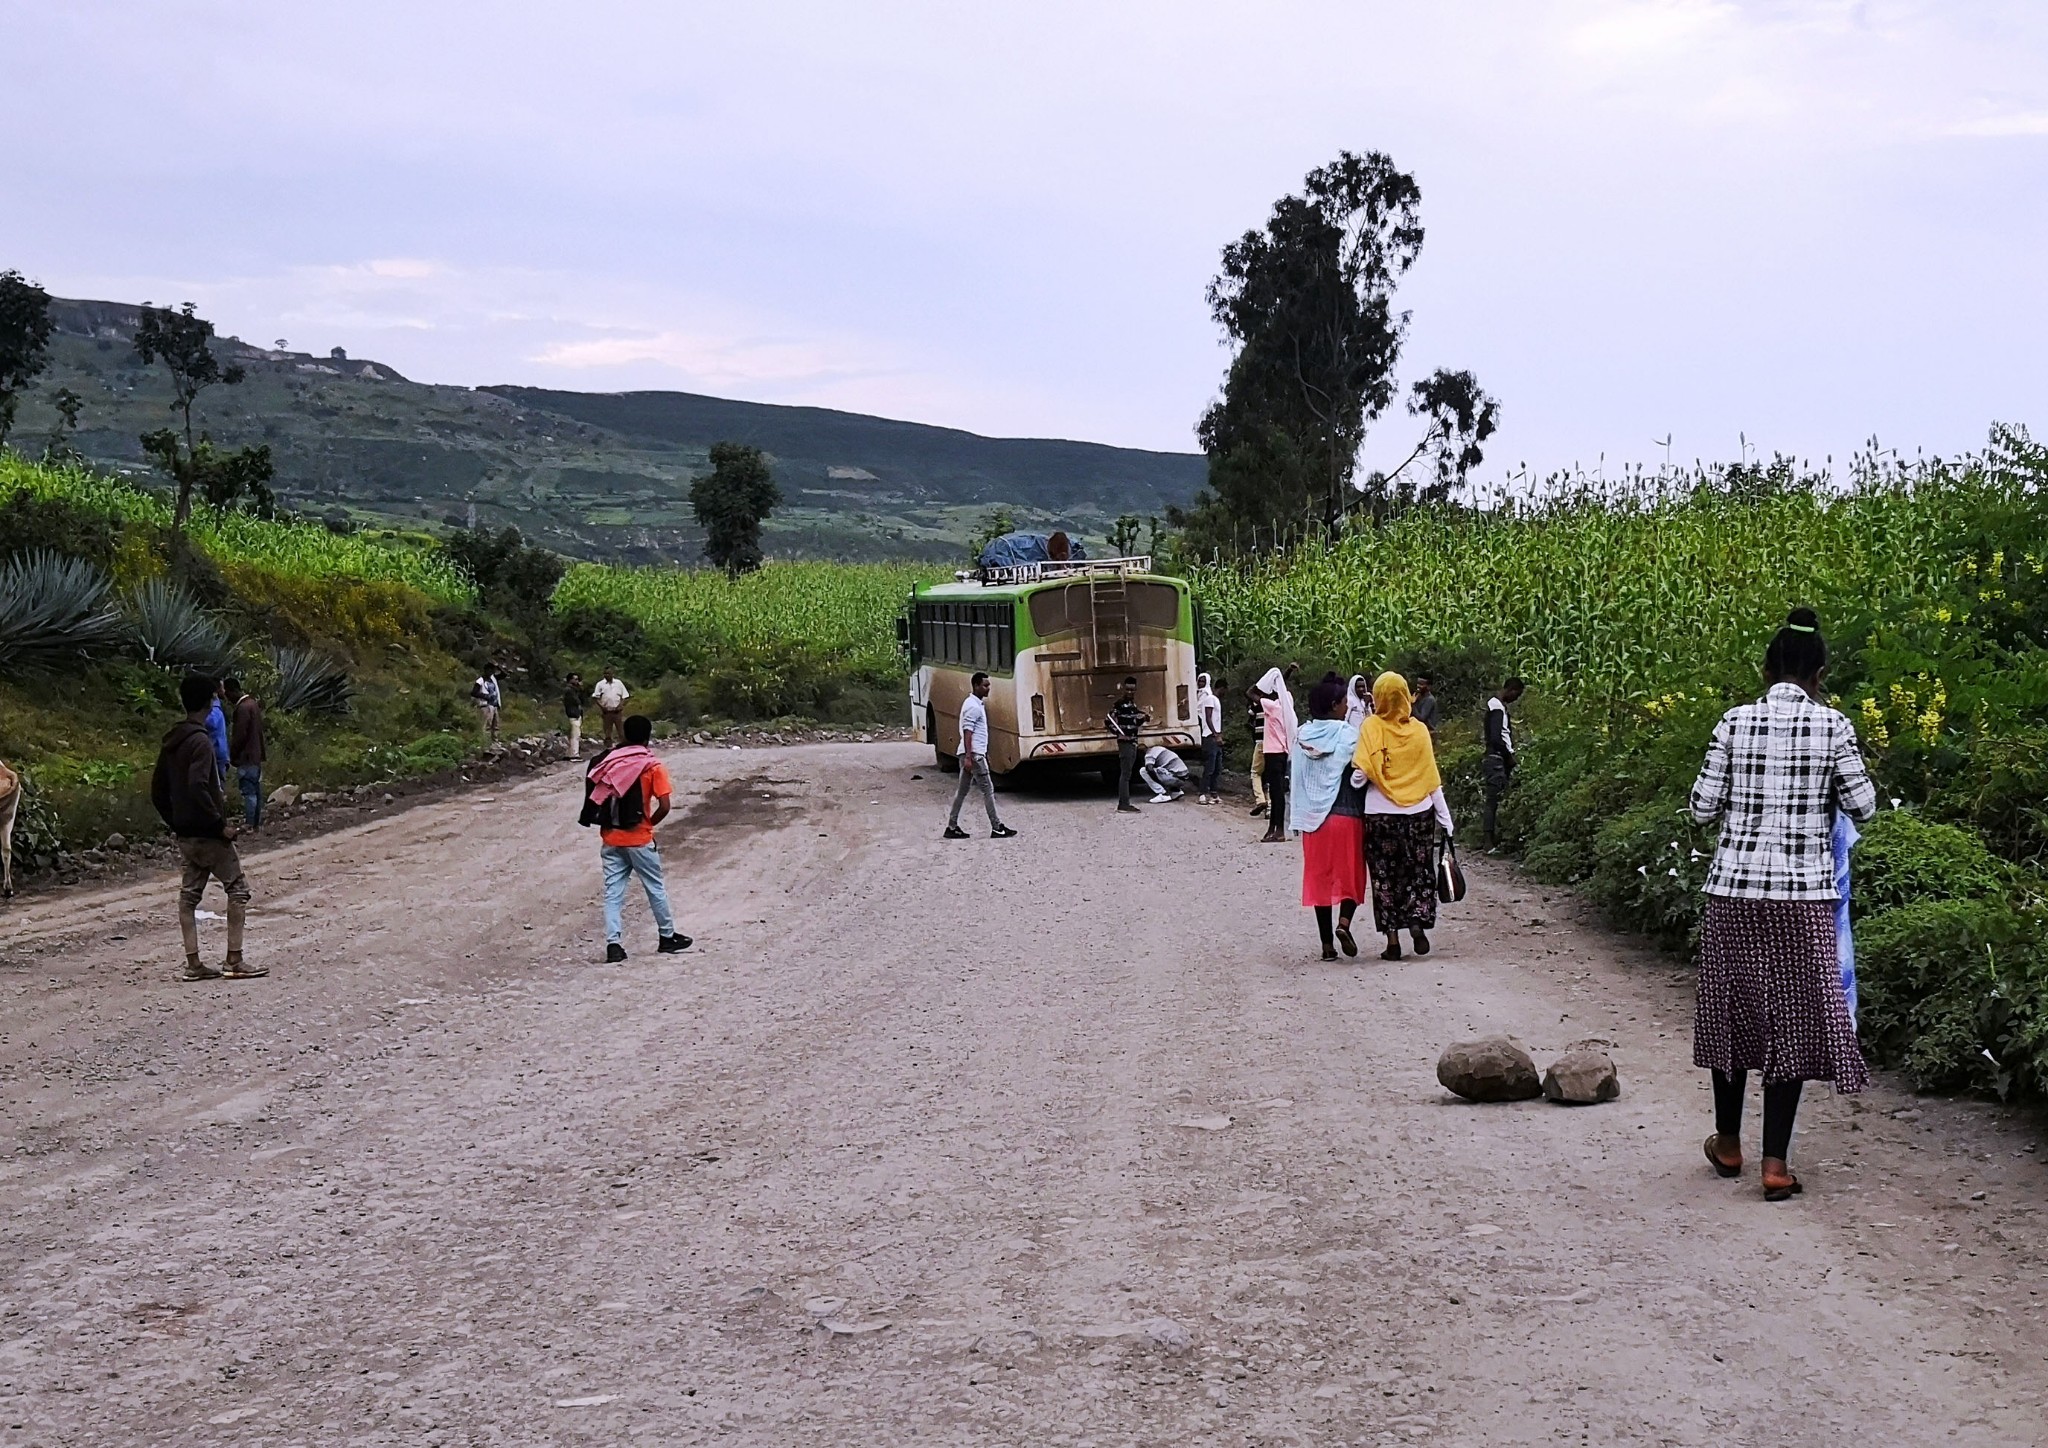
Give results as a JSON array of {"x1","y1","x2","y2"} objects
[
  {"x1": 129, "y1": 578, "x2": 239, "y2": 675},
  {"x1": 267, "y1": 644, "x2": 353, "y2": 716},
  {"x1": 0, "y1": 549, "x2": 131, "y2": 679}
]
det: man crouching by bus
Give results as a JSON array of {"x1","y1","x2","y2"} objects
[
  {"x1": 582, "y1": 714, "x2": 692, "y2": 962},
  {"x1": 944, "y1": 671, "x2": 1018, "y2": 841}
]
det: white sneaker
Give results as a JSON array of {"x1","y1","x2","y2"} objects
[
  {"x1": 1167, "y1": 790, "x2": 1185, "y2": 801},
  {"x1": 1150, "y1": 792, "x2": 1172, "y2": 803}
]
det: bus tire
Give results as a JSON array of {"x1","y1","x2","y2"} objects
[{"x1": 939, "y1": 751, "x2": 960, "y2": 774}]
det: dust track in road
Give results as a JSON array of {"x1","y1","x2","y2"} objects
[{"x1": 2, "y1": 742, "x2": 2044, "y2": 1446}]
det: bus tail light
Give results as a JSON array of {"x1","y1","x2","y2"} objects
[
  {"x1": 1177, "y1": 684, "x2": 1190, "y2": 721},
  {"x1": 1031, "y1": 693, "x2": 1046, "y2": 731}
]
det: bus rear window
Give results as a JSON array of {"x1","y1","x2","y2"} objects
[{"x1": 1028, "y1": 581, "x2": 1181, "y2": 636}]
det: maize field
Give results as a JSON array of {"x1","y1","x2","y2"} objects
[
  {"x1": 1, "y1": 455, "x2": 475, "y2": 605},
  {"x1": 551, "y1": 559, "x2": 939, "y2": 678},
  {"x1": 1188, "y1": 430, "x2": 2048, "y2": 707}
]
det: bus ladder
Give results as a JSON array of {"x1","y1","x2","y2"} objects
[{"x1": 1089, "y1": 576, "x2": 1132, "y2": 670}]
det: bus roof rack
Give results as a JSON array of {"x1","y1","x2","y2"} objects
[{"x1": 956, "y1": 555, "x2": 1154, "y2": 586}]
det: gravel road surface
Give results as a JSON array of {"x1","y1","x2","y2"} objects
[{"x1": 3, "y1": 741, "x2": 2044, "y2": 1446}]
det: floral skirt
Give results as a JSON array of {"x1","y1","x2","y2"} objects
[
  {"x1": 1694, "y1": 896, "x2": 1869, "y2": 1091},
  {"x1": 1364, "y1": 814, "x2": 1437, "y2": 933},
  {"x1": 1301, "y1": 813, "x2": 1366, "y2": 907}
]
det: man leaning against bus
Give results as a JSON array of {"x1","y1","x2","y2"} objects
[{"x1": 944, "y1": 671, "x2": 1018, "y2": 841}]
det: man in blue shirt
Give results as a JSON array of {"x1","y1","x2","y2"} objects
[{"x1": 204, "y1": 680, "x2": 230, "y2": 786}]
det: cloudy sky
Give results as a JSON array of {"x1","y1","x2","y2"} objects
[{"x1": 5, "y1": 1, "x2": 2044, "y2": 476}]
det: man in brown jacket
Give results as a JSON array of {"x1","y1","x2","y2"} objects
[
  {"x1": 226, "y1": 675, "x2": 266, "y2": 831},
  {"x1": 152, "y1": 673, "x2": 263, "y2": 981}
]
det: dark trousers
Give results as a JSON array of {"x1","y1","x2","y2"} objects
[
  {"x1": 1117, "y1": 740, "x2": 1138, "y2": 808},
  {"x1": 1261, "y1": 751, "x2": 1289, "y2": 833},
  {"x1": 1713, "y1": 1069, "x2": 1804, "y2": 1160},
  {"x1": 1200, "y1": 736, "x2": 1223, "y2": 794},
  {"x1": 1481, "y1": 754, "x2": 1512, "y2": 844}
]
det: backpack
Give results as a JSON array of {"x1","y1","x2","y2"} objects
[{"x1": 578, "y1": 756, "x2": 646, "y2": 831}]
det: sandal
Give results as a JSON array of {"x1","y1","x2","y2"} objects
[
  {"x1": 1703, "y1": 1134, "x2": 1742, "y2": 1178},
  {"x1": 220, "y1": 953, "x2": 268, "y2": 980},
  {"x1": 1335, "y1": 921, "x2": 1358, "y2": 957},
  {"x1": 1761, "y1": 1161, "x2": 1802, "y2": 1201}
]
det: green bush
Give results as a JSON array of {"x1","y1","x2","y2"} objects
[
  {"x1": 1851, "y1": 810, "x2": 2006, "y2": 919},
  {"x1": 1856, "y1": 898, "x2": 2048, "y2": 1100}
]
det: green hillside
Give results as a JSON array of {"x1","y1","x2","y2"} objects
[{"x1": 11, "y1": 296, "x2": 1204, "y2": 565}]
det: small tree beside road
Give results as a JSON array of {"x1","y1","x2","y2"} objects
[{"x1": 691, "y1": 441, "x2": 781, "y2": 577}]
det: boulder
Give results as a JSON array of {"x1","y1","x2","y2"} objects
[
  {"x1": 267, "y1": 784, "x2": 301, "y2": 808},
  {"x1": 1436, "y1": 1035, "x2": 1542, "y2": 1102},
  {"x1": 1543, "y1": 1045, "x2": 1621, "y2": 1105},
  {"x1": 103, "y1": 833, "x2": 127, "y2": 851}
]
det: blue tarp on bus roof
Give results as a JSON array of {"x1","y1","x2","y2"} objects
[{"x1": 977, "y1": 531, "x2": 1089, "y2": 571}]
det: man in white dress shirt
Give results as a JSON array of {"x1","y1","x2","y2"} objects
[{"x1": 943, "y1": 672, "x2": 1017, "y2": 841}]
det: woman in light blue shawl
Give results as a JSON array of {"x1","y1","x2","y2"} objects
[{"x1": 1292, "y1": 674, "x2": 1365, "y2": 959}]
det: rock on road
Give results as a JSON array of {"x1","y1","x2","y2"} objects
[{"x1": 2, "y1": 742, "x2": 2044, "y2": 1446}]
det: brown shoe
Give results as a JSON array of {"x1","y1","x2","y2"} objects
[
  {"x1": 181, "y1": 955, "x2": 222, "y2": 982},
  {"x1": 1703, "y1": 1134, "x2": 1742, "y2": 1178},
  {"x1": 220, "y1": 952, "x2": 269, "y2": 980},
  {"x1": 1761, "y1": 1158, "x2": 1802, "y2": 1201}
]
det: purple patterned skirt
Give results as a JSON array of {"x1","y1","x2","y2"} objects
[{"x1": 1694, "y1": 897, "x2": 1869, "y2": 1092}]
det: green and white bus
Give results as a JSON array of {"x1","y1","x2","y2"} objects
[{"x1": 900, "y1": 556, "x2": 1202, "y2": 779}]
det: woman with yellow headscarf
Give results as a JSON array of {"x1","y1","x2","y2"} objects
[{"x1": 1352, "y1": 671, "x2": 1454, "y2": 961}]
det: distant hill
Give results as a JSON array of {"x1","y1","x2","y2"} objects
[{"x1": 10, "y1": 295, "x2": 1205, "y2": 564}]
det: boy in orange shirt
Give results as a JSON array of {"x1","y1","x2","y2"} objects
[{"x1": 584, "y1": 714, "x2": 691, "y2": 963}]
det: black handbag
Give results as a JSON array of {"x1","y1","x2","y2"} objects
[{"x1": 1436, "y1": 834, "x2": 1467, "y2": 903}]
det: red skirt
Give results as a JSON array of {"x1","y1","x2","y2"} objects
[{"x1": 1301, "y1": 813, "x2": 1367, "y2": 907}]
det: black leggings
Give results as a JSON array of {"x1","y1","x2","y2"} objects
[
  {"x1": 1313, "y1": 903, "x2": 1358, "y2": 951},
  {"x1": 1712, "y1": 1070, "x2": 1804, "y2": 1161}
]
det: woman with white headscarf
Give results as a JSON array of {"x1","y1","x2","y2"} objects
[
  {"x1": 1254, "y1": 665, "x2": 1299, "y2": 842},
  {"x1": 1344, "y1": 674, "x2": 1371, "y2": 729}
]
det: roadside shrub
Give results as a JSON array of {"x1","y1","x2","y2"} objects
[
  {"x1": 402, "y1": 731, "x2": 466, "y2": 772},
  {"x1": 223, "y1": 561, "x2": 432, "y2": 652},
  {"x1": 0, "y1": 550, "x2": 131, "y2": 678},
  {"x1": 129, "y1": 578, "x2": 238, "y2": 674},
  {"x1": 1586, "y1": 797, "x2": 1713, "y2": 950},
  {"x1": 558, "y1": 603, "x2": 659, "y2": 674},
  {"x1": 1856, "y1": 898, "x2": 2048, "y2": 1100},
  {"x1": 1851, "y1": 811, "x2": 2006, "y2": 919},
  {"x1": 0, "y1": 487, "x2": 124, "y2": 569},
  {"x1": 6, "y1": 769, "x2": 66, "y2": 873}
]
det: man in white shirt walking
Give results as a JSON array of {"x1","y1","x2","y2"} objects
[
  {"x1": 943, "y1": 672, "x2": 1017, "y2": 840},
  {"x1": 592, "y1": 667, "x2": 631, "y2": 751}
]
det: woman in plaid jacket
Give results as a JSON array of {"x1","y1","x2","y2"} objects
[{"x1": 1688, "y1": 608, "x2": 1878, "y2": 1201}]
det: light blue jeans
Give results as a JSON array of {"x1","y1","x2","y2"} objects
[{"x1": 602, "y1": 844, "x2": 676, "y2": 943}]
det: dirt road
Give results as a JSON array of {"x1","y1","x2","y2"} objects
[{"x1": 3, "y1": 742, "x2": 2044, "y2": 1446}]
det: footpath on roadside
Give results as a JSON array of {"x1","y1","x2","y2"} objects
[{"x1": 2, "y1": 741, "x2": 2043, "y2": 1446}]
